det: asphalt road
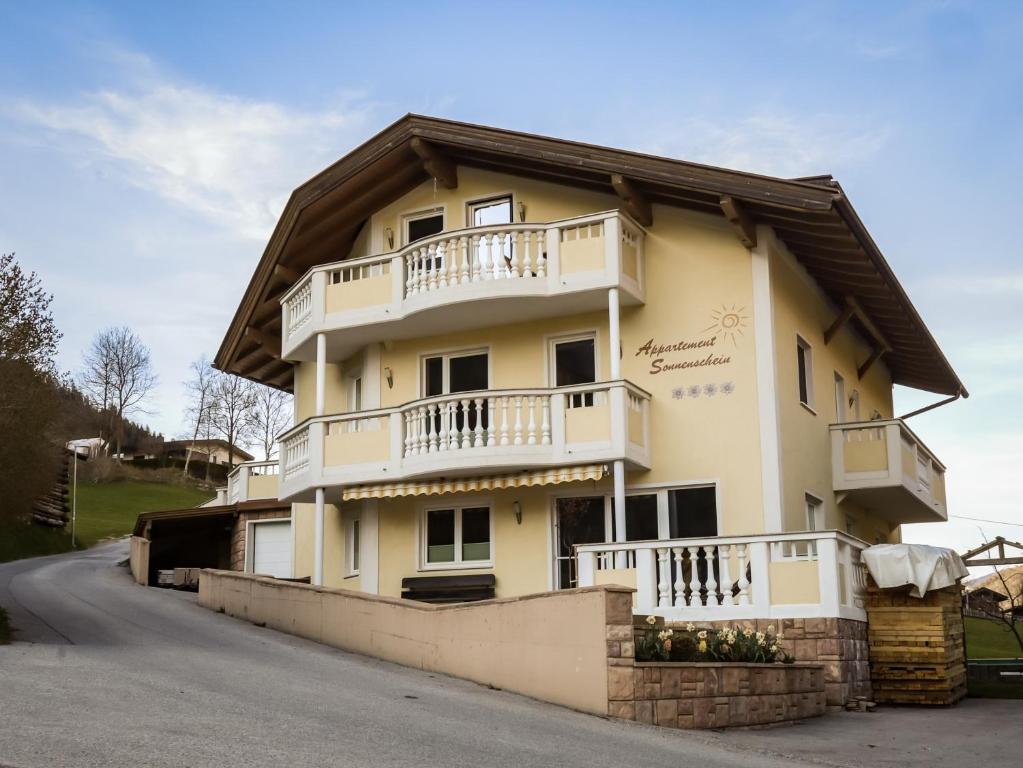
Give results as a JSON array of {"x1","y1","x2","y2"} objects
[{"x1": 1, "y1": 542, "x2": 1019, "y2": 768}]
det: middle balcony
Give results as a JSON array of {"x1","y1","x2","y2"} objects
[
  {"x1": 278, "y1": 380, "x2": 651, "y2": 502},
  {"x1": 280, "y1": 210, "x2": 646, "y2": 361}
]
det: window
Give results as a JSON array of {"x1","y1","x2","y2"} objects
[
  {"x1": 423, "y1": 505, "x2": 492, "y2": 567},
  {"x1": 833, "y1": 372, "x2": 846, "y2": 423},
  {"x1": 806, "y1": 494, "x2": 824, "y2": 531},
  {"x1": 796, "y1": 336, "x2": 814, "y2": 409},
  {"x1": 667, "y1": 487, "x2": 718, "y2": 538},
  {"x1": 348, "y1": 374, "x2": 362, "y2": 412},
  {"x1": 551, "y1": 335, "x2": 597, "y2": 408},
  {"x1": 346, "y1": 516, "x2": 361, "y2": 576},
  {"x1": 423, "y1": 351, "x2": 489, "y2": 396},
  {"x1": 617, "y1": 494, "x2": 659, "y2": 541},
  {"x1": 468, "y1": 196, "x2": 512, "y2": 227},
  {"x1": 404, "y1": 208, "x2": 444, "y2": 245}
]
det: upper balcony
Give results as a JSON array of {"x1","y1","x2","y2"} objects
[
  {"x1": 277, "y1": 380, "x2": 651, "y2": 502},
  {"x1": 280, "y1": 210, "x2": 645, "y2": 361},
  {"x1": 830, "y1": 419, "x2": 947, "y2": 523},
  {"x1": 226, "y1": 460, "x2": 281, "y2": 504}
]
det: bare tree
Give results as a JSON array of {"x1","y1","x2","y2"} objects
[
  {"x1": 974, "y1": 567, "x2": 1023, "y2": 654},
  {"x1": 79, "y1": 327, "x2": 157, "y2": 458},
  {"x1": 182, "y1": 356, "x2": 217, "y2": 478},
  {"x1": 208, "y1": 372, "x2": 256, "y2": 470},
  {"x1": 250, "y1": 384, "x2": 292, "y2": 461}
]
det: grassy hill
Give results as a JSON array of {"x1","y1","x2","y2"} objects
[
  {"x1": 0, "y1": 480, "x2": 214, "y2": 563},
  {"x1": 965, "y1": 616, "x2": 1023, "y2": 659}
]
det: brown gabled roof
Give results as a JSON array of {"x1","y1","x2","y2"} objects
[
  {"x1": 215, "y1": 114, "x2": 966, "y2": 398},
  {"x1": 162, "y1": 439, "x2": 254, "y2": 461}
]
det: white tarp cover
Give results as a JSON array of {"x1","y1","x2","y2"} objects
[{"x1": 862, "y1": 543, "x2": 968, "y2": 598}]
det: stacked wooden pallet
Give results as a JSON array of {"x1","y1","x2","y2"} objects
[
  {"x1": 866, "y1": 584, "x2": 967, "y2": 706},
  {"x1": 30, "y1": 449, "x2": 72, "y2": 527}
]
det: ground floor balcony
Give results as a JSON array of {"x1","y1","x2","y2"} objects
[
  {"x1": 278, "y1": 380, "x2": 651, "y2": 502},
  {"x1": 576, "y1": 530, "x2": 869, "y2": 622},
  {"x1": 830, "y1": 419, "x2": 947, "y2": 523},
  {"x1": 280, "y1": 210, "x2": 645, "y2": 361},
  {"x1": 226, "y1": 460, "x2": 280, "y2": 504}
]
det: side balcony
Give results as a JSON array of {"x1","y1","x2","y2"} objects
[
  {"x1": 280, "y1": 210, "x2": 645, "y2": 361},
  {"x1": 830, "y1": 419, "x2": 947, "y2": 523},
  {"x1": 577, "y1": 530, "x2": 869, "y2": 622},
  {"x1": 226, "y1": 460, "x2": 281, "y2": 504},
  {"x1": 277, "y1": 380, "x2": 651, "y2": 502}
]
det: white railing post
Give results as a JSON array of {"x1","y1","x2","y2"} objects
[
  {"x1": 635, "y1": 547, "x2": 657, "y2": 613},
  {"x1": 748, "y1": 541, "x2": 771, "y2": 613},
  {"x1": 237, "y1": 464, "x2": 251, "y2": 503},
  {"x1": 545, "y1": 223, "x2": 561, "y2": 289},
  {"x1": 816, "y1": 535, "x2": 842, "y2": 617},
  {"x1": 604, "y1": 213, "x2": 621, "y2": 284},
  {"x1": 311, "y1": 269, "x2": 327, "y2": 328},
  {"x1": 577, "y1": 550, "x2": 596, "y2": 588},
  {"x1": 550, "y1": 392, "x2": 566, "y2": 458}
]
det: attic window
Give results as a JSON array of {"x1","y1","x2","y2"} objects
[{"x1": 405, "y1": 209, "x2": 444, "y2": 244}]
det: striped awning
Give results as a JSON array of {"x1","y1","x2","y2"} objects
[{"x1": 342, "y1": 464, "x2": 607, "y2": 501}]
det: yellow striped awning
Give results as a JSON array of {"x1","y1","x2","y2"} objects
[{"x1": 342, "y1": 464, "x2": 607, "y2": 501}]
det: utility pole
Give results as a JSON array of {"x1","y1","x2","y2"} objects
[{"x1": 71, "y1": 451, "x2": 78, "y2": 549}]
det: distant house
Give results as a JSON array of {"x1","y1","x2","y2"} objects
[
  {"x1": 964, "y1": 586, "x2": 1010, "y2": 616},
  {"x1": 66, "y1": 437, "x2": 107, "y2": 459},
  {"x1": 162, "y1": 439, "x2": 254, "y2": 467}
]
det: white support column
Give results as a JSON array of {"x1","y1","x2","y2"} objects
[
  {"x1": 608, "y1": 287, "x2": 621, "y2": 380},
  {"x1": 635, "y1": 547, "x2": 657, "y2": 613},
  {"x1": 577, "y1": 550, "x2": 596, "y2": 587},
  {"x1": 361, "y1": 499, "x2": 380, "y2": 594},
  {"x1": 751, "y1": 227, "x2": 785, "y2": 532},
  {"x1": 315, "y1": 332, "x2": 326, "y2": 418},
  {"x1": 613, "y1": 459, "x2": 627, "y2": 567},
  {"x1": 313, "y1": 487, "x2": 325, "y2": 586}
]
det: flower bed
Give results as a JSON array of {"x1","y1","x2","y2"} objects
[{"x1": 636, "y1": 617, "x2": 792, "y2": 664}]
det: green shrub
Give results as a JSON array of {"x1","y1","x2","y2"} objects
[{"x1": 635, "y1": 618, "x2": 787, "y2": 663}]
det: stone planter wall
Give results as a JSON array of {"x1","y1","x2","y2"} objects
[
  {"x1": 663, "y1": 617, "x2": 870, "y2": 707},
  {"x1": 610, "y1": 661, "x2": 825, "y2": 729}
]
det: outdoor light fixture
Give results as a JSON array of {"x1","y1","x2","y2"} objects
[
  {"x1": 513, "y1": 501, "x2": 522, "y2": 525},
  {"x1": 384, "y1": 367, "x2": 393, "y2": 388},
  {"x1": 385, "y1": 226, "x2": 395, "y2": 249},
  {"x1": 517, "y1": 201, "x2": 527, "y2": 222}
]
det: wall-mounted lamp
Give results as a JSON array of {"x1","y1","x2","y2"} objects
[
  {"x1": 517, "y1": 201, "x2": 527, "y2": 222},
  {"x1": 385, "y1": 226, "x2": 395, "y2": 250},
  {"x1": 512, "y1": 500, "x2": 522, "y2": 525},
  {"x1": 384, "y1": 366, "x2": 393, "y2": 389}
]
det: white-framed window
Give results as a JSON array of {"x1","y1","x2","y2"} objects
[
  {"x1": 421, "y1": 504, "x2": 493, "y2": 569},
  {"x1": 422, "y1": 349, "x2": 490, "y2": 397},
  {"x1": 346, "y1": 515, "x2": 361, "y2": 577},
  {"x1": 403, "y1": 207, "x2": 444, "y2": 245},
  {"x1": 467, "y1": 195, "x2": 513, "y2": 227},
  {"x1": 348, "y1": 374, "x2": 363, "y2": 412},
  {"x1": 549, "y1": 333, "x2": 598, "y2": 408},
  {"x1": 833, "y1": 372, "x2": 846, "y2": 423},
  {"x1": 805, "y1": 493, "x2": 824, "y2": 531},
  {"x1": 796, "y1": 335, "x2": 815, "y2": 410}
]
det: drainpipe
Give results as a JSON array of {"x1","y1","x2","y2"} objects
[
  {"x1": 609, "y1": 288, "x2": 627, "y2": 566},
  {"x1": 314, "y1": 331, "x2": 326, "y2": 586},
  {"x1": 898, "y1": 389, "x2": 963, "y2": 421}
]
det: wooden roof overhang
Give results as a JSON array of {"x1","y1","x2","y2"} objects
[{"x1": 215, "y1": 114, "x2": 966, "y2": 398}]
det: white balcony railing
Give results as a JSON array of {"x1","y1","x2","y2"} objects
[
  {"x1": 830, "y1": 419, "x2": 947, "y2": 523},
  {"x1": 225, "y1": 460, "x2": 281, "y2": 504},
  {"x1": 279, "y1": 210, "x2": 645, "y2": 359},
  {"x1": 577, "y1": 531, "x2": 869, "y2": 622},
  {"x1": 278, "y1": 380, "x2": 651, "y2": 501}
]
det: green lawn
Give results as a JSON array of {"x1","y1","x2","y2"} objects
[
  {"x1": 0, "y1": 480, "x2": 213, "y2": 564},
  {"x1": 72, "y1": 480, "x2": 213, "y2": 549},
  {"x1": 965, "y1": 616, "x2": 1023, "y2": 659}
]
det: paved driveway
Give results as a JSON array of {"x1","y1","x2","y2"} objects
[{"x1": 0, "y1": 542, "x2": 1019, "y2": 768}]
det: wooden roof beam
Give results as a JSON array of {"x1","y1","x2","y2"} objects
[
  {"x1": 410, "y1": 137, "x2": 457, "y2": 189},
  {"x1": 271, "y1": 264, "x2": 301, "y2": 287},
  {"x1": 823, "y1": 302, "x2": 856, "y2": 345},
  {"x1": 245, "y1": 326, "x2": 280, "y2": 358},
  {"x1": 610, "y1": 174, "x2": 652, "y2": 226},
  {"x1": 719, "y1": 196, "x2": 757, "y2": 249}
]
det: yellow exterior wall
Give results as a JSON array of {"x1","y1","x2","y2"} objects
[
  {"x1": 770, "y1": 240, "x2": 896, "y2": 544},
  {"x1": 291, "y1": 500, "x2": 344, "y2": 582}
]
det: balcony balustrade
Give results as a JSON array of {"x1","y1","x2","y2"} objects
[
  {"x1": 576, "y1": 530, "x2": 869, "y2": 622},
  {"x1": 280, "y1": 210, "x2": 645, "y2": 360},
  {"x1": 226, "y1": 460, "x2": 281, "y2": 504},
  {"x1": 278, "y1": 380, "x2": 651, "y2": 501},
  {"x1": 830, "y1": 419, "x2": 947, "y2": 523}
]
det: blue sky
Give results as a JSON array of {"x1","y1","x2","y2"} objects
[{"x1": 1, "y1": 1, "x2": 1020, "y2": 552}]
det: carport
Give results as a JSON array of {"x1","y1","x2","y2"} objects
[{"x1": 131, "y1": 500, "x2": 290, "y2": 586}]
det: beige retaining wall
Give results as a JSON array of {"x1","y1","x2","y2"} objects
[
  {"x1": 129, "y1": 536, "x2": 150, "y2": 586},
  {"x1": 199, "y1": 569, "x2": 631, "y2": 715}
]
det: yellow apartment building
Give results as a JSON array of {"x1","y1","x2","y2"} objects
[{"x1": 215, "y1": 115, "x2": 963, "y2": 630}]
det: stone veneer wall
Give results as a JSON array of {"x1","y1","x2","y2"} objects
[
  {"x1": 229, "y1": 509, "x2": 291, "y2": 571},
  {"x1": 622, "y1": 663, "x2": 825, "y2": 729},
  {"x1": 662, "y1": 617, "x2": 870, "y2": 707}
]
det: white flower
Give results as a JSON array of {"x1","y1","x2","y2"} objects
[
  {"x1": 686, "y1": 623, "x2": 695, "y2": 632},
  {"x1": 645, "y1": 615, "x2": 657, "y2": 626}
]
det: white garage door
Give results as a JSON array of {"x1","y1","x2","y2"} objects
[{"x1": 251, "y1": 521, "x2": 292, "y2": 578}]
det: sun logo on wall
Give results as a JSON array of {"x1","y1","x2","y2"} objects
[{"x1": 703, "y1": 305, "x2": 750, "y2": 347}]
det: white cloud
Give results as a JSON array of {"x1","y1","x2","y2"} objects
[
  {"x1": 926, "y1": 273, "x2": 1023, "y2": 296},
  {"x1": 636, "y1": 113, "x2": 891, "y2": 178},
  {"x1": 12, "y1": 66, "x2": 377, "y2": 240}
]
